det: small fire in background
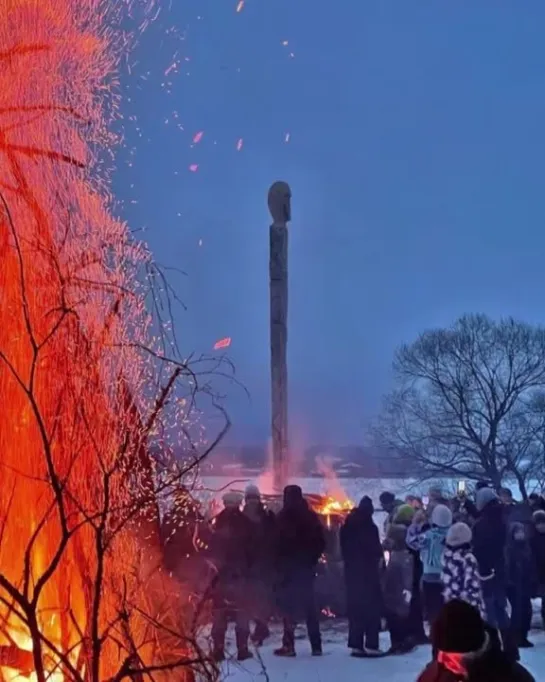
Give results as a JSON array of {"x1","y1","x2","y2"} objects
[
  {"x1": 319, "y1": 496, "x2": 354, "y2": 515},
  {"x1": 314, "y1": 455, "x2": 354, "y2": 519}
]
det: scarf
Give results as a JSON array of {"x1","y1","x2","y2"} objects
[{"x1": 436, "y1": 632, "x2": 490, "y2": 680}]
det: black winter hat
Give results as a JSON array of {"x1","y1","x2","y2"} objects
[
  {"x1": 358, "y1": 495, "x2": 374, "y2": 516},
  {"x1": 431, "y1": 600, "x2": 486, "y2": 654},
  {"x1": 379, "y1": 491, "x2": 395, "y2": 506},
  {"x1": 283, "y1": 484, "x2": 303, "y2": 506}
]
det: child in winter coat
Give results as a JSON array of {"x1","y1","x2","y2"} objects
[
  {"x1": 407, "y1": 504, "x2": 452, "y2": 625},
  {"x1": 441, "y1": 522, "x2": 485, "y2": 619},
  {"x1": 381, "y1": 524, "x2": 414, "y2": 654}
]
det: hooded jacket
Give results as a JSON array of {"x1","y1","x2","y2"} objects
[
  {"x1": 341, "y1": 497, "x2": 382, "y2": 583},
  {"x1": 275, "y1": 486, "x2": 325, "y2": 575},
  {"x1": 417, "y1": 627, "x2": 535, "y2": 682},
  {"x1": 407, "y1": 525, "x2": 448, "y2": 582}
]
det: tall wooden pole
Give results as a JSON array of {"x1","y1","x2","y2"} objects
[{"x1": 268, "y1": 181, "x2": 291, "y2": 492}]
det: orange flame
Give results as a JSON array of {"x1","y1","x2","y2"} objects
[{"x1": 315, "y1": 455, "x2": 354, "y2": 515}]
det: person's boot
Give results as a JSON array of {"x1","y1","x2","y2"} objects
[
  {"x1": 274, "y1": 645, "x2": 296, "y2": 657},
  {"x1": 519, "y1": 638, "x2": 534, "y2": 649},
  {"x1": 350, "y1": 649, "x2": 367, "y2": 658},
  {"x1": 212, "y1": 649, "x2": 225, "y2": 663},
  {"x1": 311, "y1": 646, "x2": 323, "y2": 657},
  {"x1": 364, "y1": 646, "x2": 386, "y2": 657},
  {"x1": 251, "y1": 621, "x2": 270, "y2": 646},
  {"x1": 500, "y1": 630, "x2": 520, "y2": 662},
  {"x1": 237, "y1": 649, "x2": 253, "y2": 662},
  {"x1": 398, "y1": 638, "x2": 416, "y2": 654}
]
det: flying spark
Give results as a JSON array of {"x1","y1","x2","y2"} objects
[{"x1": 214, "y1": 337, "x2": 232, "y2": 350}]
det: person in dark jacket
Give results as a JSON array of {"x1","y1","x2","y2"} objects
[
  {"x1": 242, "y1": 484, "x2": 276, "y2": 646},
  {"x1": 472, "y1": 488, "x2": 516, "y2": 660},
  {"x1": 273, "y1": 485, "x2": 325, "y2": 657},
  {"x1": 528, "y1": 493, "x2": 545, "y2": 514},
  {"x1": 506, "y1": 522, "x2": 535, "y2": 648},
  {"x1": 340, "y1": 495, "x2": 384, "y2": 657},
  {"x1": 382, "y1": 523, "x2": 415, "y2": 654},
  {"x1": 417, "y1": 600, "x2": 534, "y2": 682},
  {"x1": 530, "y1": 510, "x2": 545, "y2": 629},
  {"x1": 395, "y1": 504, "x2": 427, "y2": 643},
  {"x1": 209, "y1": 492, "x2": 255, "y2": 661},
  {"x1": 380, "y1": 491, "x2": 404, "y2": 529}
]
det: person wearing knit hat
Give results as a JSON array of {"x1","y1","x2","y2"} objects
[
  {"x1": 446, "y1": 521, "x2": 472, "y2": 548},
  {"x1": 475, "y1": 486, "x2": 498, "y2": 512},
  {"x1": 393, "y1": 503, "x2": 416, "y2": 527},
  {"x1": 242, "y1": 484, "x2": 276, "y2": 647},
  {"x1": 244, "y1": 484, "x2": 261, "y2": 501},
  {"x1": 472, "y1": 486, "x2": 512, "y2": 645},
  {"x1": 441, "y1": 523, "x2": 485, "y2": 620},
  {"x1": 222, "y1": 491, "x2": 243, "y2": 509},
  {"x1": 417, "y1": 600, "x2": 535, "y2": 682},
  {"x1": 431, "y1": 504, "x2": 453, "y2": 529},
  {"x1": 406, "y1": 504, "x2": 453, "y2": 625},
  {"x1": 211, "y1": 490, "x2": 256, "y2": 662}
]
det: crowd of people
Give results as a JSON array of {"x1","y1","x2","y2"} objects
[
  {"x1": 207, "y1": 484, "x2": 325, "y2": 661},
  {"x1": 201, "y1": 480, "x2": 545, "y2": 680}
]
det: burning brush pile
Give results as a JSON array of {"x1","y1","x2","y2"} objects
[{"x1": 0, "y1": 2, "x2": 224, "y2": 681}]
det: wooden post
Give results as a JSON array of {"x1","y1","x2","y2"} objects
[{"x1": 268, "y1": 181, "x2": 291, "y2": 492}]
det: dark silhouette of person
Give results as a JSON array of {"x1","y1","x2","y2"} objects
[
  {"x1": 340, "y1": 495, "x2": 384, "y2": 656},
  {"x1": 273, "y1": 485, "x2": 325, "y2": 657}
]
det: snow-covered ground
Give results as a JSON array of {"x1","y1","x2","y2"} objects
[{"x1": 219, "y1": 623, "x2": 545, "y2": 682}]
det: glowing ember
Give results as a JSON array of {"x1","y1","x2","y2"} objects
[{"x1": 213, "y1": 336, "x2": 231, "y2": 350}]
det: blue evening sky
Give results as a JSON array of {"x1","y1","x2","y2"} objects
[{"x1": 115, "y1": 1, "x2": 545, "y2": 445}]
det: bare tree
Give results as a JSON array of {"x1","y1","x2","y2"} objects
[{"x1": 374, "y1": 314, "x2": 545, "y2": 498}]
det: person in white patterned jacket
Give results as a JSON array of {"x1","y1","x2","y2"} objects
[{"x1": 441, "y1": 522, "x2": 485, "y2": 619}]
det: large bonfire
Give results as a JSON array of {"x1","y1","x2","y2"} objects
[{"x1": 0, "y1": 1, "x2": 212, "y2": 681}]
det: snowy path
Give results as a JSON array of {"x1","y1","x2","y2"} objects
[{"x1": 219, "y1": 625, "x2": 545, "y2": 682}]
